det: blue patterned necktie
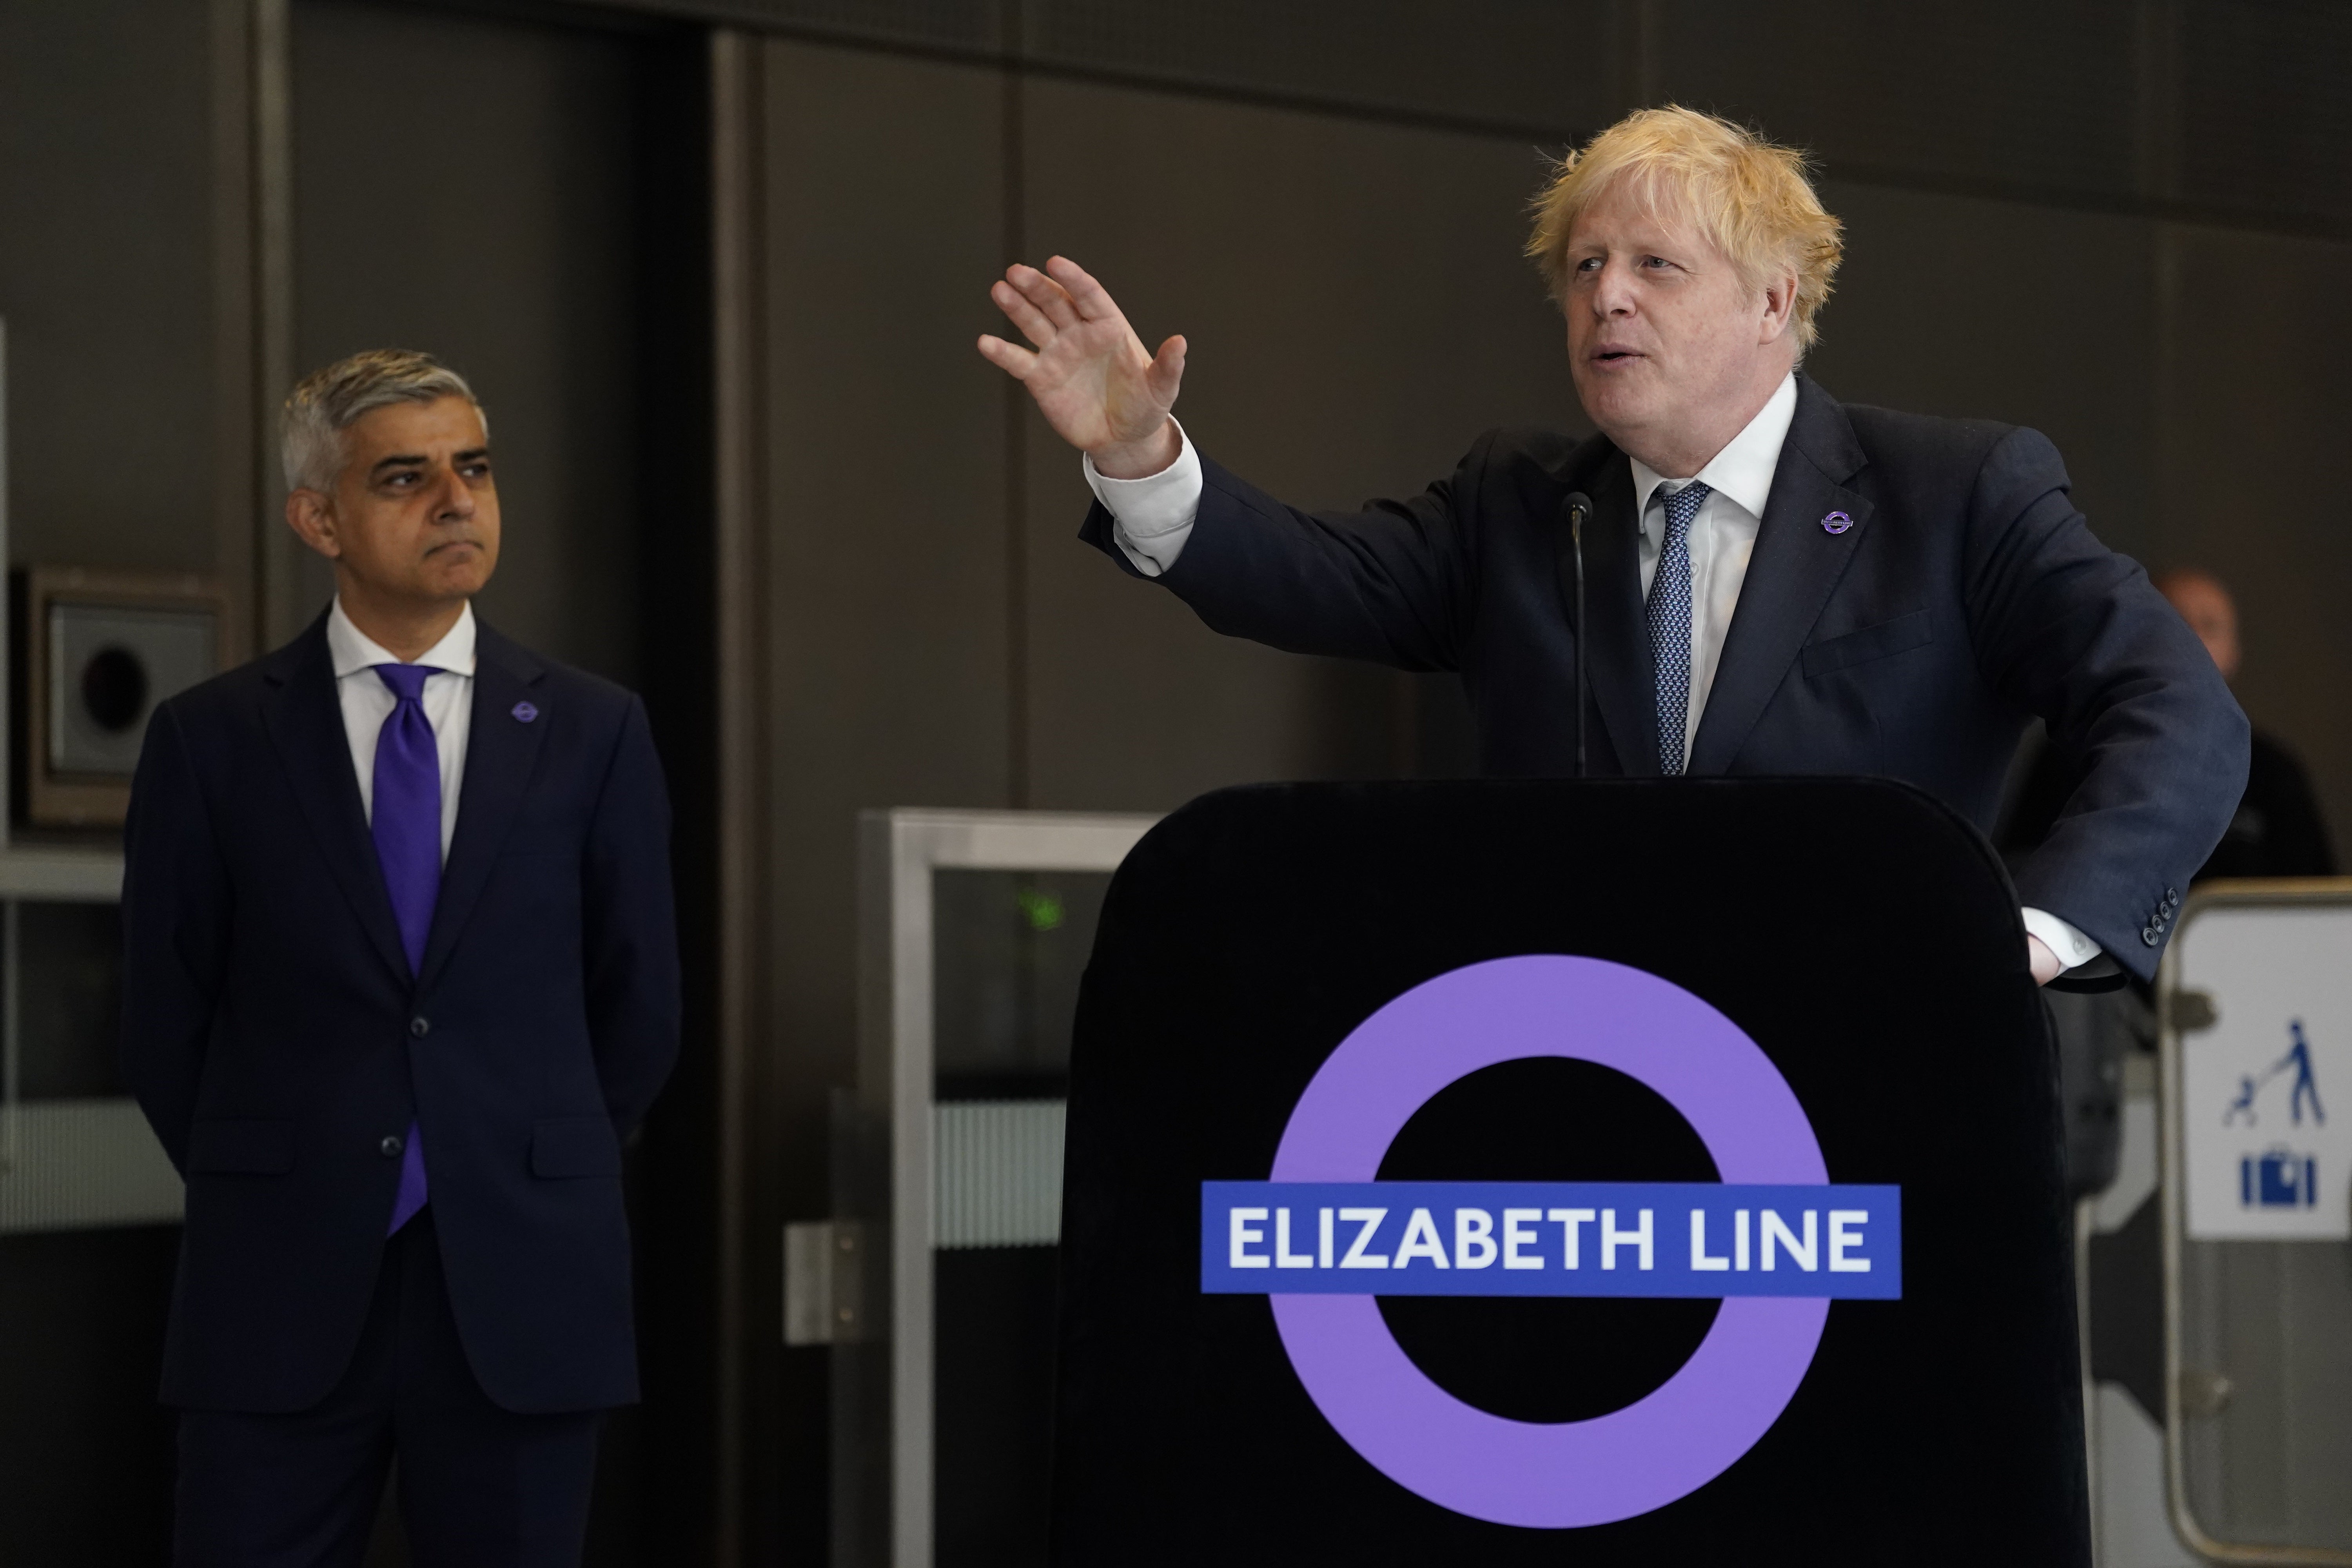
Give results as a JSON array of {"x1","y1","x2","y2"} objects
[
  {"x1": 372, "y1": 662, "x2": 444, "y2": 1234},
  {"x1": 1645, "y1": 481, "x2": 1712, "y2": 776}
]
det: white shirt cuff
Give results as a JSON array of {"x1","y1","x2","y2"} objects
[
  {"x1": 2020, "y1": 907, "x2": 2102, "y2": 972},
  {"x1": 1082, "y1": 420, "x2": 1202, "y2": 578}
]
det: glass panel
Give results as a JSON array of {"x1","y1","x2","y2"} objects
[{"x1": 930, "y1": 869, "x2": 1111, "y2": 1101}]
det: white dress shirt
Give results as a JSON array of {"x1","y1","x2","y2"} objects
[
  {"x1": 1081, "y1": 385, "x2": 2102, "y2": 975},
  {"x1": 326, "y1": 597, "x2": 476, "y2": 865}
]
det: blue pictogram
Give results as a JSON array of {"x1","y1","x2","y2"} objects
[
  {"x1": 2222, "y1": 1019, "x2": 2326, "y2": 1129},
  {"x1": 2241, "y1": 1148, "x2": 2319, "y2": 1208}
]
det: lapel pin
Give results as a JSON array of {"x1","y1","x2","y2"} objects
[
  {"x1": 512, "y1": 701, "x2": 539, "y2": 724},
  {"x1": 1821, "y1": 511, "x2": 1853, "y2": 535}
]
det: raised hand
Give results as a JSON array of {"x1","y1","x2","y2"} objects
[{"x1": 978, "y1": 256, "x2": 1186, "y2": 479}]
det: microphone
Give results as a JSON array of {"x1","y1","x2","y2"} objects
[{"x1": 1564, "y1": 491, "x2": 1593, "y2": 779}]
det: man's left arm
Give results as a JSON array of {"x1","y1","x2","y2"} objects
[
  {"x1": 581, "y1": 696, "x2": 683, "y2": 1136},
  {"x1": 1964, "y1": 426, "x2": 2250, "y2": 978}
]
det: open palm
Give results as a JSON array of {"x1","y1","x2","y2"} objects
[{"x1": 978, "y1": 256, "x2": 1186, "y2": 477}]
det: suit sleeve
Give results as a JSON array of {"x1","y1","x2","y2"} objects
[
  {"x1": 581, "y1": 695, "x2": 682, "y2": 1137},
  {"x1": 1962, "y1": 426, "x2": 2250, "y2": 974},
  {"x1": 1075, "y1": 437, "x2": 1494, "y2": 673},
  {"x1": 118, "y1": 702, "x2": 232, "y2": 1174}
]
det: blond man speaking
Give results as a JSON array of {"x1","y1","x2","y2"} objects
[{"x1": 980, "y1": 107, "x2": 2244, "y2": 986}]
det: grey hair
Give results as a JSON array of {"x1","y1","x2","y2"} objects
[{"x1": 279, "y1": 348, "x2": 488, "y2": 492}]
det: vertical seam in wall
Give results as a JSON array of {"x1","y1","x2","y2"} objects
[
  {"x1": 252, "y1": 0, "x2": 294, "y2": 652},
  {"x1": 1002, "y1": 5, "x2": 1030, "y2": 810},
  {"x1": 210, "y1": 0, "x2": 258, "y2": 665},
  {"x1": 710, "y1": 26, "x2": 764, "y2": 1566}
]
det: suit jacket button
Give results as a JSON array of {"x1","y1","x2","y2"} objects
[
  {"x1": 380, "y1": 1134, "x2": 405, "y2": 1158},
  {"x1": 2141, "y1": 926, "x2": 2160, "y2": 946},
  {"x1": 410, "y1": 1017, "x2": 430, "y2": 1038}
]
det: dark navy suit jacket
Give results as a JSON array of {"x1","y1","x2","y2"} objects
[
  {"x1": 1081, "y1": 374, "x2": 2248, "y2": 980},
  {"x1": 120, "y1": 611, "x2": 680, "y2": 1414}
]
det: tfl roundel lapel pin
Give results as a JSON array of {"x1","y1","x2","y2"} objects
[
  {"x1": 512, "y1": 701, "x2": 539, "y2": 724},
  {"x1": 1821, "y1": 510, "x2": 1853, "y2": 535}
]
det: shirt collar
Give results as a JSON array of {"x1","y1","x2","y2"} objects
[
  {"x1": 327, "y1": 597, "x2": 479, "y2": 679},
  {"x1": 1628, "y1": 371, "x2": 1799, "y2": 534}
]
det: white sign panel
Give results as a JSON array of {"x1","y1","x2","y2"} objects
[{"x1": 2178, "y1": 904, "x2": 2352, "y2": 1241}]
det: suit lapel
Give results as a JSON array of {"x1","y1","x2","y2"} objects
[
  {"x1": 1688, "y1": 377, "x2": 1875, "y2": 775},
  {"x1": 418, "y1": 624, "x2": 548, "y2": 991},
  {"x1": 1553, "y1": 446, "x2": 1661, "y2": 777},
  {"x1": 261, "y1": 615, "x2": 414, "y2": 986}
]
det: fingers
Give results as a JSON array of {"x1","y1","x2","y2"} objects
[
  {"x1": 975, "y1": 334, "x2": 1038, "y2": 379},
  {"x1": 1145, "y1": 333, "x2": 1187, "y2": 406},
  {"x1": 1045, "y1": 256, "x2": 1118, "y2": 321},
  {"x1": 1004, "y1": 262, "x2": 1082, "y2": 331},
  {"x1": 989, "y1": 279, "x2": 1058, "y2": 350}
]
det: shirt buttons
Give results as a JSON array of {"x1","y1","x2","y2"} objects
[
  {"x1": 380, "y1": 1134, "x2": 405, "y2": 1158},
  {"x1": 410, "y1": 1017, "x2": 431, "y2": 1038}
]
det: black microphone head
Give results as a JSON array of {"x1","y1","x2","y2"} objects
[{"x1": 1564, "y1": 490, "x2": 1593, "y2": 532}]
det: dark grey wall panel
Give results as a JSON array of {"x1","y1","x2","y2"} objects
[
  {"x1": 1805, "y1": 180, "x2": 2159, "y2": 563},
  {"x1": 1027, "y1": 0, "x2": 1621, "y2": 132},
  {"x1": 292, "y1": 0, "x2": 647, "y2": 682},
  {"x1": 2180, "y1": 0, "x2": 2352, "y2": 226},
  {"x1": 1019, "y1": 73, "x2": 1576, "y2": 810},
  {"x1": 1655, "y1": 0, "x2": 2142, "y2": 201},
  {"x1": 0, "y1": 0, "x2": 219, "y2": 573},
  {"x1": 757, "y1": 34, "x2": 1011, "y2": 1060},
  {"x1": 2154, "y1": 223, "x2": 2352, "y2": 847}
]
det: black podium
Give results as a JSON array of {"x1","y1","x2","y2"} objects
[{"x1": 1050, "y1": 779, "x2": 2088, "y2": 1565}]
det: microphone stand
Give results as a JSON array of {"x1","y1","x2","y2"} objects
[{"x1": 1565, "y1": 492, "x2": 1592, "y2": 780}]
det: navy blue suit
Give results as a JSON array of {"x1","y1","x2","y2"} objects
[
  {"x1": 1082, "y1": 375, "x2": 2247, "y2": 979},
  {"x1": 121, "y1": 610, "x2": 679, "y2": 1561}
]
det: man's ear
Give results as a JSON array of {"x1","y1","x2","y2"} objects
[
  {"x1": 284, "y1": 489, "x2": 343, "y2": 560},
  {"x1": 1759, "y1": 270, "x2": 1800, "y2": 345}
]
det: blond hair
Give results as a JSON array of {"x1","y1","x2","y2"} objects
[
  {"x1": 1526, "y1": 107, "x2": 1844, "y2": 353},
  {"x1": 280, "y1": 348, "x2": 486, "y2": 492}
]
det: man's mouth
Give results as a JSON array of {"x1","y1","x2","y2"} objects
[{"x1": 1593, "y1": 348, "x2": 1645, "y2": 365}]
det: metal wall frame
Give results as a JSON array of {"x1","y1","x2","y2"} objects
[
  {"x1": 855, "y1": 807, "x2": 1155, "y2": 1568},
  {"x1": 2160, "y1": 877, "x2": 2352, "y2": 1567}
]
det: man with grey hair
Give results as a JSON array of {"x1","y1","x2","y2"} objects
[{"x1": 121, "y1": 348, "x2": 680, "y2": 1565}]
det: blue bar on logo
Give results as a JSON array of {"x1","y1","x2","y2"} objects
[{"x1": 1200, "y1": 1181, "x2": 1900, "y2": 1299}]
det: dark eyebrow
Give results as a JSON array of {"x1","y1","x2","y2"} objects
[{"x1": 366, "y1": 447, "x2": 492, "y2": 481}]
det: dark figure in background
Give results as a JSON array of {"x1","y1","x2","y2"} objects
[
  {"x1": 2006, "y1": 567, "x2": 2334, "y2": 880},
  {"x1": 121, "y1": 350, "x2": 680, "y2": 1567}
]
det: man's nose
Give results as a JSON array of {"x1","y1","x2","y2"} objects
[
  {"x1": 1589, "y1": 256, "x2": 1637, "y2": 316},
  {"x1": 432, "y1": 468, "x2": 477, "y2": 521}
]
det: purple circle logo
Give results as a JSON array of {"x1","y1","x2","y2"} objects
[
  {"x1": 1820, "y1": 510, "x2": 1853, "y2": 535},
  {"x1": 1264, "y1": 955, "x2": 1829, "y2": 1528}
]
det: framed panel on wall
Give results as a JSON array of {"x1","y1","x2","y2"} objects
[{"x1": 13, "y1": 567, "x2": 227, "y2": 830}]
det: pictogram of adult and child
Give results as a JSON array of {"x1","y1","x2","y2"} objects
[{"x1": 2226, "y1": 1020, "x2": 2327, "y2": 1209}]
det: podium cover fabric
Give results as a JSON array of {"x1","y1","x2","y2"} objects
[{"x1": 1051, "y1": 779, "x2": 2087, "y2": 1566}]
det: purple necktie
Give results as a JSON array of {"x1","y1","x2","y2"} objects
[{"x1": 372, "y1": 662, "x2": 443, "y2": 1235}]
